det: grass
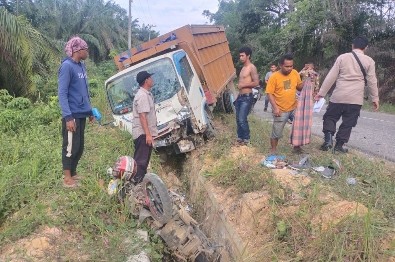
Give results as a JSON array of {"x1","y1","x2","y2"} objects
[
  {"x1": 362, "y1": 100, "x2": 395, "y2": 114},
  {"x1": 0, "y1": 75, "x2": 165, "y2": 260},
  {"x1": 194, "y1": 112, "x2": 395, "y2": 261},
  {"x1": 0, "y1": 122, "x2": 164, "y2": 260}
]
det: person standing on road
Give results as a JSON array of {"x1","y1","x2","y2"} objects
[
  {"x1": 264, "y1": 64, "x2": 278, "y2": 112},
  {"x1": 132, "y1": 71, "x2": 158, "y2": 183},
  {"x1": 299, "y1": 62, "x2": 320, "y2": 97},
  {"x1": 58, "y1": 36, "x2": 93, "y2": 188},
  {"x1": 235, "y1": 47, "x2": 259, "y2": 145},
  {"x1": 290, "y1": 62, "x2": 319, "y2": 153},
  {"x1": 266, "y1": 54, "x2": 303, "y2": 154},
  {"x1": 315, "y1": 36, "x2": 379, "y2": 153}
]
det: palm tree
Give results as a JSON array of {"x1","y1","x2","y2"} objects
[
  {"x1": 0, "y1": 0, "x2": 159, "y2": 97},
  {"x1": 0, "y1": 7, "x2": 57, "y2": 96}
]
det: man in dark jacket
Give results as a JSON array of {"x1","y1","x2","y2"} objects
[{"x1": 58, "y1": 36, "x2": 93, "y2": 188}]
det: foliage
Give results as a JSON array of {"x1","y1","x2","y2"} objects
[
  {"x1": 0, "y1": 0, "x2": 158, "y2": 98},
  {"x1": 6, "y1": 97, "x2": 31, "y2": 110},
  {"x1": 0, "y1": 103, "x2": 60, "y2": 134},
  {"x1": 0, "y1": 87, "x2": 164, "y2": 260},
  {"x1": 0, "y1": 8, "x2": 58, "y2": 97},
  {"x1": 0, "y1": 89, "x2": 13, "y2": 105},
  {"x1": 206, "y1": 0, "x2": 395, "y2": 99}
]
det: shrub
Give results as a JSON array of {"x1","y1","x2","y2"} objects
[
  {"x1": 0, "y1": 89, "x2": 13, "y2": 105},
  {"x1": 89, "y1": 78, "x2": 100, "y2": 89},
  {"x1": 0, "y1": 109, "x2": 24, "y2": 133},
  {"x1": 0, "y1": 99, "x2": 60, "y2": 133},
  {"x1": 6, "y1": 97, "x2": 32, "y2": 110}
]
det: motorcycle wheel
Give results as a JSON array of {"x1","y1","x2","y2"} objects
[{"x1": 142, "y1": 173, "x2": 173, "y2": 224}]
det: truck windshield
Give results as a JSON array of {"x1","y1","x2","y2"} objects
[{"x1": 106, "y1": 58, "x2": 181, "y2": 115}]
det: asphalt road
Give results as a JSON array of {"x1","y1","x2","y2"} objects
[{"x1": 252, "y1": 98, "x2": 395, "y2": 162}]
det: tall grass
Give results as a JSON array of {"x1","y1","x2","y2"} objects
[
  {"x1": 200, "y1": 113, "x2": 395, "y2": 261},
  {"x1": 0, "y1": 62, "x2": 165, "y2": 260}
]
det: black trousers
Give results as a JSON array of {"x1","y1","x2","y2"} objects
[
  {"x1": 322, "y1": 102, "x2": 362, "y2": 144},
  {"x1": 62, "y1": 118, "x2": 86, "y2": 176},
  {"x1": 133, "y1": 135, "x2": 153, "y2": 183}
]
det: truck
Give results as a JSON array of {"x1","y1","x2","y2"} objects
[{"x1": 105, "y1": 24, "x2": 237, "y2": 154}]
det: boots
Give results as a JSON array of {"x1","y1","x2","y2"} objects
[
  {"x1": 334, "y1": 141, "x2": 348, "y2": 153},
  {"x1": 320, "y1": 132, "x2": 333, "y2": 151}
]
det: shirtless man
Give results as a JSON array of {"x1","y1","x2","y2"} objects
[{"x1": 235, "y1": 46, "x2": 259, "y2": 145}]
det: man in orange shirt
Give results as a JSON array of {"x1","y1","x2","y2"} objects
[{"x1": 266, "y1": 54, "x2": 303, "y2": 154}]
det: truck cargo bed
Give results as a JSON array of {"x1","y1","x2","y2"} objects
[{"x1": 115, "y1": 25, "x2": 236, "y2": 102}]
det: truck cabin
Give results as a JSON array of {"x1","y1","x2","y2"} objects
[{"x1": 106, "y1": 57, "x2": 182, "y2": 115}]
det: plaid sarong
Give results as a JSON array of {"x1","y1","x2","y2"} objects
[{"x1": 289, "y1": 79, "x2": 313, "y2": 146}]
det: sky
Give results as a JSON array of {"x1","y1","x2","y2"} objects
[{"x1": 113, "y1": 0, "x2": 219, "y2": 35}]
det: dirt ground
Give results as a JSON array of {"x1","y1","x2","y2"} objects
[
  {"x1": 0, "y1": 226, "x2": 88, "y2": 261},
  {"x1": 175, "y1": 141, "x2": 395, "y2": 261}
]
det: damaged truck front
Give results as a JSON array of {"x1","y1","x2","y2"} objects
[{"x1": 105, "y1": 25, "x2": 236, "y2": 154}]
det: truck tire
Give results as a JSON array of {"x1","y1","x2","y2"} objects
[
  {"x1": 142, "y1": 173, "x2": 173, "y2": 224},
  {"x1": 213, "y1": 96, "x2": 226, "y2": 113},
  {"x1": 223, "y1": 90, "x2": 235, "y2": 113},
  {"x1": 203, "y1": 106, "x2": 216, "y2": 139}
]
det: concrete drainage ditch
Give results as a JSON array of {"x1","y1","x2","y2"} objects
[{"x1": 158, "y1": 151, "x2": 247, "y2": 262}]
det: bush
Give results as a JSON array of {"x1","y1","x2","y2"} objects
[
  {"x1": 6, "y1": 97, "x2": 32, "y2": 110},
  {"x1": 0, "y1": 89, "x2": 13, "y2": 105},
  {"x1": 0, "y1": 109, "x2": 23, "y2": 133},
  {"x1": 89, "y1": 78, "x2": 100, "y2": 89},
  {"x1": 0, "y1": 99, "x2": 60, "y2": 133}
]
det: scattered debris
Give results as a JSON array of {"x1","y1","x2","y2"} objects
[
  {"x1": 320, "y1": 166, "x2": 336, "y2": 179},
  {"x1": 261, "y1": 155, "x2": 287, "y2": 169},
  {"x1": 288, "y1": 155, "x2": 312, "y2": 170},
  {"x1": 346, "y1": 177, "x2": 357, "y2": 185},
  {"x1": 332, "y1": 158, "x2": 342, "y2": 170}
]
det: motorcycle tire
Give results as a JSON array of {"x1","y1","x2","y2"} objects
[{"x1": 142, "y1": 173, "x2": 173, "y2": 224}]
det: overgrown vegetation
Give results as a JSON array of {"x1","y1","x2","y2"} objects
[
  {"x1": 0, "y1": 62, "x2": 165, "y2": 260},
  {"x1": 197, "y1": 113, "x2": 395, "y2": 261},
  {"x1": 204, "y1": 0, "x2": 395, "y2": 103},
  {"x1": 0, "y1": 0, "x2": 159, "y2": 98}
]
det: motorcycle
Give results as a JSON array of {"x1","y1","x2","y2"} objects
[{"x1": 107, "y1": 156, "x2": 220, "y2": 262}]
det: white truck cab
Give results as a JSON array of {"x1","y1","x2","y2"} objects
[{"x1": 105, "y1": 50, "x2": 212, "y2": 153}]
